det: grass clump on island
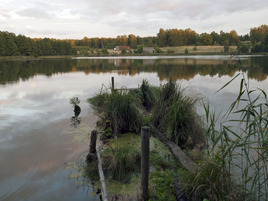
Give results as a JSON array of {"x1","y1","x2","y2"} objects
[
  {"x1": 88, "y1": 79, "x2": 205, "y2": 148},
  {"x1": 87, "y1": 79, "x2": 205, "y2": 199}
]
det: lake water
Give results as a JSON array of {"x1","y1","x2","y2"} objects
[{"x1": 0, "y1": 55, "x2": 267, "y2": 200}]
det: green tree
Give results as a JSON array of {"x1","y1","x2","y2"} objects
[
  {"x1": 224, "y1": 40, "x2": 229, "y2": 53},
  {"x1": 0, "y1": 32, "x2": 7, "y2": 56},
  {"x1": 15, "y1": 34, "x2": 33, "y2": 56},
  {"x1": 157, "y1": 28, "x2": 167, "y2": 47},
  {"x1": 200, "y1": 33, "x2": 213, "y2": 45},
  {"x1": 3, "y1": 32, "x2": 19, "y2": 56}
]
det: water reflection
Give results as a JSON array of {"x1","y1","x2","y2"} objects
[
  {"x1": 0, "y1": 56, "x2": 267, "y2": 85},
  {"x1": 70, "y1": 106, "x2": 82, "y2": 128}
]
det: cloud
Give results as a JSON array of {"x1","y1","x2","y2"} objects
[
  {"x1": 17, "y1": 8, "x2": 52, "y2": 19},
  {"x1": 0, "y1": 0, "x2": 267, "y2": 38}
]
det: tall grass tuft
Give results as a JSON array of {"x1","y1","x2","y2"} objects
[
  {"x1": 152, "y1": 80, "x2": 205, "y2": 148},
  {"x1": 102, "y1": 145, "x2": 141, "y2": 182},
  {"x1": 89, "y1": 89, "x2": 143, "y2": 135},
  {"x1": 140, "y1": 79, "x2": 159, "y2": 111},
  {"x1": 184, "y1": 69, "x2": 268, "y2": 200}
]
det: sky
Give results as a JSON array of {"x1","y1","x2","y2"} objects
[{"x1": 0, "y1": 0, "x2": 268, "y2": 39}]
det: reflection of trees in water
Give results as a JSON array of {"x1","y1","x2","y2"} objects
[
  {"x1": 0, "y1": 57, "x2": 267, "y2": 85},
  {"x1": 0, "y1": 59, "x2": 77, "y2": 84}
]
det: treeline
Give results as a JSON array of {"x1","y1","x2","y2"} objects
[
  {"x1": 0, "y1": 24, "x2": 268, "y2": 56},
  {"x1": 75, "y1": 25, "x2": 268, "y2": 50},
  {"x1": 0, "y1": 31, "x2": 76, "y2": 57}
]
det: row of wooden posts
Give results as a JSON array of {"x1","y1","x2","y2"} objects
[{"x1": 87, "y1": 126, "x2": 150, "y2": 201}]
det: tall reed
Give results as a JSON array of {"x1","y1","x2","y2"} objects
[{"x1": 202, "y1": 70, "x2": 268, "y2": 200}]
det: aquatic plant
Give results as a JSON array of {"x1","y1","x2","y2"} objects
[
  {"x1": 181, "y1": 70, "x2": 268, "y2": 200},
  {"x1": 69, "y1": 96, "x2": 80, "y2": 107}
]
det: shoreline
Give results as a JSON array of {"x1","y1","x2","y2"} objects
[{"x1": 0, "y1": 52, "x2": 266, "y2": 60}]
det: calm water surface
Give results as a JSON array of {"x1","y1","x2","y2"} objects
[{"x1": 0, "y1": 56, "x2": 267, "y2": 200}]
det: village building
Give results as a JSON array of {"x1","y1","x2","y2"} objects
[{"x1": 114, "y1": 46, "x2": 130, "y2": 54}]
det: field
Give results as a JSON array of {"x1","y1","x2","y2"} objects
[{"x1": 160, "y1": 45, "x2": 237, "y2": 54}]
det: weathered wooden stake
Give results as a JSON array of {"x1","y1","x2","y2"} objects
[
  {"x1": 87, "y1": 130, "x2": 97, "y2": 161},
  {"x1": 111, "y1": 77, "x2": 114, "y2": 91},
  {"x1": 141, "y1": 126, "x2": 150, "y2": 201},
  {"x1": 90, "y1": 130, "x2": 97, "y2": 154}
]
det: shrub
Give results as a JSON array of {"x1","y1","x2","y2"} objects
[
  {"x1": 238, "y1": 43, "x2": 250, "y2": 53},
  {"x1": 185, "y1": 48, "x2": 189, "y2": 54}
]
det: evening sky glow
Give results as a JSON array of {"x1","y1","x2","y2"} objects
[{"x1": 0, "y1": 0, "x2": 267, "y2": 39}]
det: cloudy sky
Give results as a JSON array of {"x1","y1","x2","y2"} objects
[{"x1": 0, "y1": 0, "x2": 267, "y2": 39}]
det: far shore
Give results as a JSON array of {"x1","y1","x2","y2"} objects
[{"x1": 0, "y1": 45, "x2": 267, "y2": 60}]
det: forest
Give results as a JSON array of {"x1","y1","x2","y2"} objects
[{"x1": 0, "y1": 24, "x2": 267, "y2": 57}]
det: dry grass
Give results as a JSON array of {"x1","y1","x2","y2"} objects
[{"x1": 160, "y1": 45, "x2": 237, "y2": 54}]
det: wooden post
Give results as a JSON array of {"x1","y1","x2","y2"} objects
[
  {"x1": 90, "y1": 130, "x2": 97, "y2": 153},
  {"x1": 87, "y1": 130, "x2": 97, "y2": 161},
  {"x1": 141, "y1": 126, "x2": 150, "y2": 201},
  {"x1": 111, "y1": 77, "x2": 114, "y2": 91}
]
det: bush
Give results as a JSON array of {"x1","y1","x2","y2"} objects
[
  {"x1": 102, "y1": 49, "x2": 109, "y2": 54},
  {"x1": 238, "y1": 43, "x2": 250, "y2": 53},
  {"x1": 185, "y1": 48, "x2": 189, "y2": 54},
  {"x1": 156, "y1": 47, "x2": 163, "y2": 53}
]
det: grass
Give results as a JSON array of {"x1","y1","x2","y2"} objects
[
  {"x1": 160, "y1": 45, "x2": 237, "y2": 54},
  {"x1": 179, "y1": 62, "x2": 268, "y2": 200},
  {"x1": 88, "y1": 89, "x2": 143, "y2": 135},
  {"x1": 152, "y1": 80, "x2": 205, "y2": 148}
]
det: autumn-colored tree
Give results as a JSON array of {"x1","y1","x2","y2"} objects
[
  {"x1": 228, "y1": 30, "x2": 240, "y2": 45},
  {"x1": 157, "y1": 28, "x2": 167, "y2": 47},
  {"x1": 128, "y1": 34, "x2": 137, "y2": 48},
  {"x1": 250, "y1": 24, "x2": 268, "y2": 44}
]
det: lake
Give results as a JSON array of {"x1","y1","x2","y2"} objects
[{"x1": 0, "y1": 55, "x2": 267, "y2": 200}]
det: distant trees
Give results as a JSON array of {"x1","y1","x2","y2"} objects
[
  {"x1": 1, "y1": 24, "x2": 268, "y2": 57},
  {"x1": 0, "y1": 31, "x2": 76, "y2": 57},
  {"x1": 250, "y1": 24, "x2": 268, "y2": 44}
]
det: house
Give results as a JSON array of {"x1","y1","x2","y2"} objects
[
  {"x1": 114, "y1": 46, "x2": 130, "y2": 54},
  {"x1": 143, "y1": 47, "x2": 155, "y2": 53}
]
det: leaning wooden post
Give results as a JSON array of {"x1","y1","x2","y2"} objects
[
  {"x1": 87, "y1": 130, "x2": 97, "y2": 161},
  {"x1": 141, "y1": 126, "x2": 150, "y2": 201},
  {"x1": 111, "y1": 77, "x2": 115, "y2": 91},
  {"x1": 90, "y1": 130, "x2": 97, "y2": 153}
]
